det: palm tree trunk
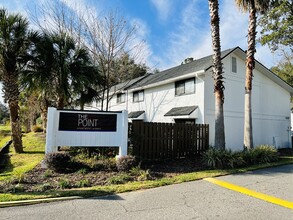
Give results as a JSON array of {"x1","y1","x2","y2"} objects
[
  {"x1": 244, "y1": 2, "x2": 257, "y2": 149},
  {"x1": 209, "y1": 0, "x2": 225, "y2": 149},
  {"x1": 9, "y1": 99, "x2": 23, "y2": 153},
  {"x1": 57, "y1": 96, "x2": 65, "y2": 109},
  {"x1": 41, "y1": 99, "x2": 49, "y2": 133}
]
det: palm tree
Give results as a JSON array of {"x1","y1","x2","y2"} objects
[
  {"x1": 0, "y1": 9, "x2": 31, "y2": 153},
  {"x1": 235, "y1": 0, "x2": 270, "y2": 149},
  {"x1": 22, "y1": 32, "x2": 100, "y2": 123},
  {"x1": 208, "y1": 0, "x2": 225, "y2": 149}
]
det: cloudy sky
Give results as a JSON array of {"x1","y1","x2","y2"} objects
[{"x1": 0, "y1": 0, "x2": 280, "y2": 72}]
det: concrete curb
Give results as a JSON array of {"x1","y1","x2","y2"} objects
[{"x1": 0, "y1": 196, "x2": 82, "y2": 208}]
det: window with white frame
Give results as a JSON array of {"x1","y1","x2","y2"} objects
[
  {"x1": 117, "y1": 93, "x2": 126, "y2": 103},
  {"x1": 232, "y1": 56, "x2": 237, "y2": 73},
  {"x1": 133, "y1": 90, "x2": 144, "y2": 102},
  {"x1": 175, "y1": 78, "x2": 195, "y2": 96}
]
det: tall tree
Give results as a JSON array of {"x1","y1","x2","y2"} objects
[
  {"x1": 0, "y1": 9, "x2": 31, "y2": 153},
  {"x1": 258, "y1": 0, "x2": 293, "y2": 52},
  {"x1": 29, "y1": 3, "x2": 147, "y2": 111},
  {"x1": 80, "y1": 10, "x2": 145, "y2": 111},
  {"x1": 112, "y1": 52, "x2": 147, "y2": 83},
  {"x1": 235, "y1": 0, "x2": 270, "y2": 149},
  {"x1": 22, "y1": 32, "x2": 100, "y2": 120},
  {"x1": 208, "y1": 0, "x2": 225, "y2": 149},
  {"x1": 270, "y1": 50, "x2": 293, "y2": 86}
]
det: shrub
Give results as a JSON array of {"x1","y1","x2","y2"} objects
[
  {"x1": 201, "y1": 148, "x2": 245, "y2": 169},
  {"x1": 34, "y1": 183, "x2": 52, "y2": 192},
  {"x1": 243, "y1": 145, "x2": 279, "y2": 164},
  {"x1": 76, "y1": 168, "x2": 89, "y2": 175},
  {"x1": 44, "y1": 152, "x2": 71, "y2": 172},
  {"x1": 13, "y1": 183, "x2": 25, "y2": 193},
  {"x1": 58, "y1": 179, "x2": 70, "y2": 189},
  {"x1": 107, "y1": 173, "x2": 132, "y2": 184},
  {"x1": 130, "y1": 167, "x2": 152, "y2": 181},
  {"x1": 43, "y1": 169, "x2": 53, "y2": 178},
  {"x1": 83, "y1": 157, "x2": 116, "y2": 171},
  {"x1": 202, "y1": 145, "x2": 279, "y2": 169},
  {"x1": 76, "y1": 179, "x2": 90, "y2": 188},
  {"x1": 116, "y1": 155, "x2": 138, "y2": 172}
]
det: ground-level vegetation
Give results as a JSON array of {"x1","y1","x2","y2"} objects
[{"x1": 0, "y1": 125, "x2": 293, "y2": 203}]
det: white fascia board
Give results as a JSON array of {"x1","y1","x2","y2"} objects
[{"x1": 128, "y1": 70, "x2": 205, "y2": 92}]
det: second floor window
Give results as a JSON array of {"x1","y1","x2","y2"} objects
[
  {"x1": 133, "y1": 90, "x2": 144, "y2": 102},
  {"x1": 117, "y1": 93, "x2": 126, "y2": 103},
  {"x1": 175, "y1": 78, "x2": 195, "y2": 96}
]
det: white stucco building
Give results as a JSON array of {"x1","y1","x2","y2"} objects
[{"x1": 89, "y1": 47, "x2": 293, "y2": 150}]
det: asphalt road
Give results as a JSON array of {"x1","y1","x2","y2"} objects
[{"x1": 1, "y1": 164, "x2": 293, "y2": 220}]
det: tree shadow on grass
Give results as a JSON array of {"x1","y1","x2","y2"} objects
[
  {"x1": 0, "y1": 155, "x2": 13, "y2": 174},
  {"x1": 23, "y1": 151, "x2": 45, "y2": 155}
]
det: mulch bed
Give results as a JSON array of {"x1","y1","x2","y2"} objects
[{"x1": 0, "y1": 158, "x2": 204, "y2": 193}]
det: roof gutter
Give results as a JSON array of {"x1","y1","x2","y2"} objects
[{"x1": 127, "y1": 69, "x2": 205, "y2": 92}]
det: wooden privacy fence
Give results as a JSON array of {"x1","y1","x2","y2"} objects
[{"x1": 129, "y1": 121, "x2": 209, "y2": 160}]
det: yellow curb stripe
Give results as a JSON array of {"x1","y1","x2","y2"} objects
[{"x1": 204, "y1": 177, "x2": 293, "y2": 210}]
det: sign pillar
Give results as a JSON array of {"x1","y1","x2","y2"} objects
[
  {"x1": 118, "y1": 110, "x2": 128, "y2": 158},
  {"x1": 46, "y1": 107, "x2": 57, "y2": 154}
]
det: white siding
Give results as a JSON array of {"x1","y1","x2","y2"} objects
[
  {"x1": 205, "y1": 53, "x2": 291, "y2": 150},
  {"x1": 107, "y1": 74, "x2": 205, "y2": 123},
  {"x1": 88, "y1": 50, "x2": 292, "y2": 150}
]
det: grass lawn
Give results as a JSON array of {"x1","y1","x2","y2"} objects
[
  {"x1": 0, "y1": 125, "x2": 45, "y2": 182},
  {"x1": 0, "y1": 125, "x2": 293, "y2": 203}
]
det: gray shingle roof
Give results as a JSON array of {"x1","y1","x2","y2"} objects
[
  {"x1": 126, "y1": 47, "x2": 237, "y2": 90},
  {"x1": 110, "y1": 74, "x2": 151, "y2": 93},
  {"x1": 164, "y1": 106, "x2": 198, "y2": 116}
]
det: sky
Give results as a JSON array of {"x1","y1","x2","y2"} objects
[{"x1": 0, "y1": 0, "x2": 281, "y2": 103}]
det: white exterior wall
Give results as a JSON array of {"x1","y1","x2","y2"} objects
[
  {"x1": 107, "y1": 74, "x2": 205, "y2": 123},
  {"x1": 205, "y1": 53, "x2": 291, "y2": 150}
]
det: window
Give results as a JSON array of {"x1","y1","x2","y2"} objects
[
  {"x1": 133, "y1": 90, "x2": 144, "y2": 102},
  {"x1": 232, "y1": 57, "x2": 237, "y2": 73},
  {"x1": 175, "y1": 78, "x2": 195, "y2": 96},
  {"x1": 117, "y1": 93, "x2": 126, "y2": 103}
]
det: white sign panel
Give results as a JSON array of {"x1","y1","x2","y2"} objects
[{"x1": 46, "y1": 107, "x2": 128, "y2": 157}]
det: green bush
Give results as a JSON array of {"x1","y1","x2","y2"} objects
[
  {"x1": 202, "y1": 145, "x2": 279, "y2": 169},
  {"x1": 201, "y1": 148, "x2": 245, "y2": 169},
  {"x1": 243, "y1": 145, "x2": 279, "y2": 164},
  {"x1": 42, "y1": 169, "x2": 53, "y2": 178},
  {"x1": 130, "y1": 167, "x2": 152, "y2": 181},
  {"x1": 107, "y1": 173, "x2": 132, "y2": 184},
  {"x1": 58, "y1": 178, "x2": 70, "y2": 189},
  {"x1": 76, "y1": 179, "x2": 90, "y2": 188},
  {"x1": 116, "y1": 155, "x2": 138, "y2": 172},
  {"x1": 82, "y1": 157, "x2": 116, "y2": 171},
  {"x1": 44, "y1": 152, "x2": 71, "y2": 172}
]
